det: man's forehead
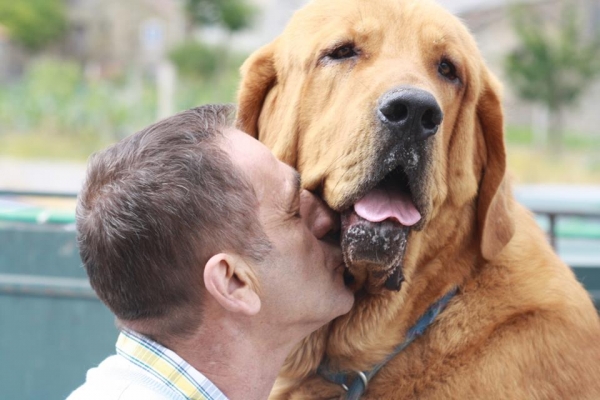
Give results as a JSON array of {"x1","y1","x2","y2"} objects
[
  {"x1": 224, "y1": 128, "x2": 271, "y2": 163},
  {"x1": 223, "y1": 128, "x2": 301, "y2": 199},
  {"x1": 223, "y1": 128, "x2": 279, "y2": 189},
  {"x1": 223, "y1": 127, "x2": 258, "y2": 148}
]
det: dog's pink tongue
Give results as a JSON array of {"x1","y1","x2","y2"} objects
[{"x1": 354, "y1": 187, "x2": 421, "y2": 226}]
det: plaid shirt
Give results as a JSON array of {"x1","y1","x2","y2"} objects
[{"x1": 116, "y1": 330, "x2": 228, "y2": 400}]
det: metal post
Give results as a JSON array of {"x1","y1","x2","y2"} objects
[{"x1": 548, "y1": 213, "x2": 557, "y2": 250}]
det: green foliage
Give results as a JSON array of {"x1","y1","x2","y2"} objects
[
  {"x1": 184, "y1": 0, "x2": 257, "y2": 32},
  {"x1": 220, "y1": 0, "x2": 258, "y2": 32},
  {"x1": 505, "y1": 2, "x2": 600, "y2": 111},
  {"x1": 169, "y1": 41, "x2": 221, "y2": 79},
  {"x1": 175, "y1": 63, "x2": 243, "y2": 111},
  {"x1": 0, "y1": 55, "x2": 244, "y2": 160},
  {"x1": 169, "y1": 40, "x2": 248, "y2": 82},
  {"x1": 505, "y1": 125, "x2": 600, "y2": 150},
  {"x1": 0, "y1": 58, "x2": 157, "y2": 145},
  {"x1": 0, "y1": 0, "x2": 67, "y2": 51},
  {"x1": 505, "y1": 125, "x2": 534, "y2": 145}
]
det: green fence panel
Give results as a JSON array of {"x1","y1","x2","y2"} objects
[
  {"x1": 0, "y1": 222, "x2": 117, "y2": 400},
  {"x1": 0, "y1": 191, "x2": 599, "y2": 400}
]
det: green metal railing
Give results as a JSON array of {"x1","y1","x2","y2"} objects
[
  {"x1": 0, "y1": 273, "x2": 96, "y2": 299},
  {"x1": 0, "y1": 190, "x2": 77, "y2": 225},
  {"x1": 0, "y1": 189, "x2": 599, "y2": 399},
  {"x1": 0, "y1": 194, "x2": 116, "y2": 400}
]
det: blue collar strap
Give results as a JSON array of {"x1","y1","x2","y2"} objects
[{"x1": 317, "y1": 287, "x2": 458, "y2": 400}]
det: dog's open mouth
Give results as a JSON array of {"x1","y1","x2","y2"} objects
[
  {"x1": 354, "y1": 168, "x2": 421, "y2": 226},
  {"x1": 341, "y1": 166, "x2": 420, "y2": 293}
]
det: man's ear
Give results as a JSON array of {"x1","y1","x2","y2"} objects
[
  {"x1": 236, "y1": 40, "x2": 278, "y2": 138},
  {"x1": 476, "y1": 72, "x2": 515, "y2": 261},
  {"x1": 203, "y1": 254, "x2": 261, "y2": 316}
]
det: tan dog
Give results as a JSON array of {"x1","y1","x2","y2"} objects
[{"x1": 237, "y1": 0, "x2": 600, "y2": 398}]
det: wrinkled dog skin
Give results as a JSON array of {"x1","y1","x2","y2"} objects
[{"x1": 237, "y1": 0, "x2": 600, "y2": 398}]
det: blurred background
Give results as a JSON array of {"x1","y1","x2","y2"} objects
[{"x1": 0, "y1": 0, "x2": 599, "y2": 398}]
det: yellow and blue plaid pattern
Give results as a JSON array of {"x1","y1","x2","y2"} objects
[{"x1": 116, "y1": 330, "x2": 228, "y2": 400}]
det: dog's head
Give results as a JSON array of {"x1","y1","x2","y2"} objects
[{"x1": 237, "y1": 0, "x2": 514, "y2": 293}]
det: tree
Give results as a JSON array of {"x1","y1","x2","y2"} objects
[
  {"x1": 184, "y1": 0, "x2": 257, "y2": 35},
  {"x1": 0, "y1": 0, "x2": 67, "y2": 52},
  {"x1": 504, "y1": 2, "x2": 600, "y2": 152},
  {"x1": 178, "y1": 0, "x2": 258, "y2": 81}
]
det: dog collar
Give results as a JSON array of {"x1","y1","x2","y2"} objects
[{"x1": 317, "y1": 287, "x2": 458, "y2": 400}]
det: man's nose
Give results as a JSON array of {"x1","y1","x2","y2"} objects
[{"x1": 299, "y1": 190, "x2": 340, "y2": 240}]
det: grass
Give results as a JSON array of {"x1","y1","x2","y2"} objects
[
  {"x1": 505, "y1": 125, "x2": 600, "y2": 151},
  {"x1": 504, "y1": 126, "x2": 600, "y2": 184},
  {"x1": 0, "y1": 131, "x2": 108, "y2": 161},
  {"x1": 507, "y1": 147, "x2": 600, "y2": 184},
  {"x1": 0, "y1": 51, "x2": 245, "y2": 161},
  {"x1": 1, "y1": 63, "x2": 599, "y2": 185},
  {"x1": 4, "y1": 127, "x2": 599, "y2": 185},
  {"x1": 0, "y1": 71, "x2": 237, "y2": 161}
]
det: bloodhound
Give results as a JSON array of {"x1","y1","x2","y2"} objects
[{"x1": 236, "y1": 0, "x2": 600, "y2": 398}]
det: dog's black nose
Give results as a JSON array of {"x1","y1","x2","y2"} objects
[{"x1": 378, "y1": 87, "x2": 443, "y2": 141}]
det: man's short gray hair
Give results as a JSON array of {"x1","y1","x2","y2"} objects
[{"x1": 76, "y1": 104, "x2": 272, "y2": 335}]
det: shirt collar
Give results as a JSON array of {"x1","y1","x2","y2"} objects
[{"x1": 116, "y1": 329, "x2": 228, "y2": 400}]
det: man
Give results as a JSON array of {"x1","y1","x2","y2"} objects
[{"x1": 68, "y1": 104, "x2": 354, "y2": 400}]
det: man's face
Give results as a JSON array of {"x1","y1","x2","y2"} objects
[{"x1": 225, "y1": 128, "x2": 354, "y2": 331}]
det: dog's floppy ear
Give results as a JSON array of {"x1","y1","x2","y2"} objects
[
  {"x1": 236, "y1": 41, "x2": 278, "y2": 138},
  {"x1": 476, "y1": 72, "x2": 515, "y2": 261}
]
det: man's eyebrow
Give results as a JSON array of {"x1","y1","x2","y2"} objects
[
  {"x1": 286, "y1": 170, "x2": 302, "y2": 212},
  {"x1": 292, "y1": 171, "x2": 302, "y2": 194}
]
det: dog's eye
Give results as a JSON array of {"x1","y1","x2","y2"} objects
[
  {"x1": 438, "y1": 59, "x2": 458, "y2": 81},
  {"x1": 327, "y1": 44, "x2": 358, "y2": 60}
]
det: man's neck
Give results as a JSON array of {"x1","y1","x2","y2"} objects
[{"x1": 166, "y1": 318, "x2": 299, "y2": 400}]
